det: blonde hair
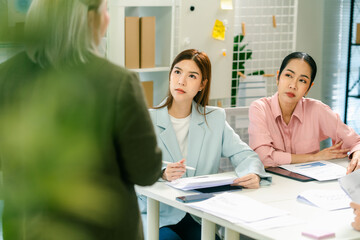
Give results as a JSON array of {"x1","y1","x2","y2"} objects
[{"x1": 25, "y1": 0, "x2": 105, "y2": 68}]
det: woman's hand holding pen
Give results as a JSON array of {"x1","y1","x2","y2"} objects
[
  {"x1": 347, "y1": 150, "x2": 360, "y2": 174},
  {"x1": 162, "y1": 159, "x2": 186, "y2": 181},
  {"x1": 231, "y1": 173, "x2": 260, "y2": 189}
]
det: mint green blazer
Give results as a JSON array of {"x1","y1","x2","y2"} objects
[{"x1": 138, "y1": 101, "x2": 271, "y2": 235}]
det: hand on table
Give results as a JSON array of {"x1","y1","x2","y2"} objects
[
  {"x1": 350, "y1": 202, "x2": 360, "y2": 231},
  {"x1": 347, "y1": 150, "x2": 360, "y2": 174},
  {"x1": 314, "y1": 141, "x2": 349, "y2": 161},
  {"x1": 231, "y1": 173, "x2": 260, "y2": 189}
]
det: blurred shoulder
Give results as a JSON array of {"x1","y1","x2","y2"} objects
[
  {"x1": 88, "y1": 55, "x2": 131, "y2": 72},
  {"x1": 86, "y1": 55, "x2": 137, "y2": 82}
]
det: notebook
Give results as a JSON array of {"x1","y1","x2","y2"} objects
[{"x1": 266, "y1": 167, "x2": 315, "y2": 182}]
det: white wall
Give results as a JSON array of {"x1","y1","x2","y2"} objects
[
  {"x1": 178, "y1": 0, "x2": 235, "y2": 99},
  {"x1": 295, "y1": 0, "x2": 325, "y2": 101}
]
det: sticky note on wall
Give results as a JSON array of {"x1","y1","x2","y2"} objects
[
  {"x1": 212, "y1": 19, "x2": 225, "y2": 41},
  {"x1": 220, "y1": 0, "x2": 233, "y2": 10}
]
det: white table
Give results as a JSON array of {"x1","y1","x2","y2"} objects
[{"x1": 136, "y1": 158, "x2": 360, "y2": 240}]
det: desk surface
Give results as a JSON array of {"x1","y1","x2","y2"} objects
[{"x1": 136, "y1": 158, "x2": 360, "y2": 240}]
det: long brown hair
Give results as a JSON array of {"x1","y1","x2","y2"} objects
[{"x1": 155, "y1": 49, "x2": 211, "y2": 116}]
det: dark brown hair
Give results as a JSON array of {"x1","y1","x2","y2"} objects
[{"x1": 155, "y1": 49, "x2": 211, "y2": 116}]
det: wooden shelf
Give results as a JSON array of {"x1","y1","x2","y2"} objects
[
  {"x1": 130, "y1": 67, "x2": 170, "y2": 73},
  {"x1": 110, "y1": 0, "x2": 174, "y2": 7}
]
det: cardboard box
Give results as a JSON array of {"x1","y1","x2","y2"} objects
[
  {"x1": 141, "y1": 81, "x2": 153, "y2": 108},
  {"x1": 125, "y1": 17, "x2": 140, "y2": 69},
  {"x1": 356, "y1": 23, "x2": 360, "y2": 44},
  {"x1": 140, "y1": 17, "x2": 155, "y2": 68}
]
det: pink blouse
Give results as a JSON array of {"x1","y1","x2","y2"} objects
[{"x1": 248, "y1": 93, "x2": 360, "y2": 167}]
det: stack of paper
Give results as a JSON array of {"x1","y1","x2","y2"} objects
[
  {"x1": 188, "y1": 192, "x2": 289, "y2": 223},
  {"x1": 338, "y1": 169, "x2": 360, "y2": 202},
  {"x1": 246, "y1": 215, "x2": 303, "y2": 230},
  {"x1": 166, "y1": 175, "x2": 236, "y2": 191},
  {"x1": 280, "y1": 161, "x2": 346, "y2": 181},
  {"x1": 297, "y1": 189, "x2": 351, "y2": 210}
]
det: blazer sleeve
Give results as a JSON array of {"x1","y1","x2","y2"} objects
[
  {"x1": 114, "y1": 71, "x2": 162, "y2": 186},
  {"x1": 221, "y1": 111, "x2": 272, "y2": 185}
]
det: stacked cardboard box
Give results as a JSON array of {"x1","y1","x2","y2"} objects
[
  {"x1": 141, "y1": 81, "x2": 153, "y2": 108},
  {"x1": 125, "y1": 16, "x2": 156, "y2": 69},
  {"x1": 125, "y1": 17, "x2": 140, "y2": 69}
]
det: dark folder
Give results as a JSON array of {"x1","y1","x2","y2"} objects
[{"x1": 266, "y1": 167, "x2": 315, "y2": 182}]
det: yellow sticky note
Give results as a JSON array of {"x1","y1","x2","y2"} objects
[
  {"x1": 221, "y1": 0, "x2": 233, "y2": 10},
  {"x1": 212, "y1": 19, "x2": 225, "y2": 41}
]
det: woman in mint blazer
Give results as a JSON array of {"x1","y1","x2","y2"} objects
[{"x1": 138, "y1": 49, "x2": 271, "y2": 240}]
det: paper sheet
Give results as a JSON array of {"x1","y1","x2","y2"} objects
[
  {"x1": 220, "y1": 0, "x2": 233, "y2": 10},
  {"x1": 166, "y1": 175, "x2": 236, "y2": 191},
  {"x1": 338, "y1": 169, "x2": 360, "y2": 202},
  {"x1": 297, "y1": 189, "x2": 351, "y2": 210},
  {"x1": 280, "y1": 161, "x2": 346, "y2": 181},
  {"x1": 246, "y1": 215, "x2": 303, "y2": 230},
  {"x1": 188, "y1": 192, "x2": 289, "y2": 223}
]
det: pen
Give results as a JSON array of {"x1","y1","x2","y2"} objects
[{"x1": 162, "y1": 161, "x2": 196, "y2": 171}]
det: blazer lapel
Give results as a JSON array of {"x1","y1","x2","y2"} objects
[
  {"x1": 186, "y1": 102, "x2": 205, "y2": 177},
  {"x1": 156, "y1": 107, "x2": 183, "y2": 163}
]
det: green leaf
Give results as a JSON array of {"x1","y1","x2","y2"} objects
[
  {"x1": 239, "y1": 44, "x2": 248, "y2": 52},
  {"x1": 233, "y1": 53, "x2": 238, "y2": 61},
  {"x1": 231, "y1": 98, "x2": 236, "y2": 107},
  {"x1": 233, "y1": 44, "x2": 239, "y2": 52},
  {"x1": 231, "y1": 80, "x2": 237, "y2": 88},
  {"x1": 239, "y1": 52, "x2": 246, "y2": 61},
  {"x1": 232, "y1": 62, "x2": 237, "y2": 70},
  {"x1": 249, "y1": 70, "x2": 265, "y2": 76},
  {"x1": 238, "y1": 62, "x2": 245, "y2": 70},
  {"x1": 234, "y1": 35, "x2": 239, "y2": 43},
  {"x1": 240, "y1": 34, "x2": 244, "y2": 42},
  {"x1": 246, "y1": 51, "x2": 252, "y2": 60},
  {"x1": 231, "y1": 88, "x2": 237, "y2": 96},
  {"x1": 232, "y1": 71, "x2": 237, "y2": 79}
]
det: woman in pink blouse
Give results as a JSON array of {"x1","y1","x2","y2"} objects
[{"x1": 248, "y1": 52, "x2": 360, "y2": 173}]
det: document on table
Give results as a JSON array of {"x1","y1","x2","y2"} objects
[
  {"x1": 338, "y1": 169, "x2": 360, "y2": 202},
  {"x1": 280, "y1": 161, "x2": 346, "y2": 181},
  {"x1": 297, "y1": 189, "x2": 351, "y2": 210},
  {"x1": 166, "y1": 175, "x2": 236, "y2": 191},
  {"x1": 246, "y1": 215, "x2": 303, "y2": 230},
  {"x1": 188, "y1": 192, "x2": 289, "y2": 223}
]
